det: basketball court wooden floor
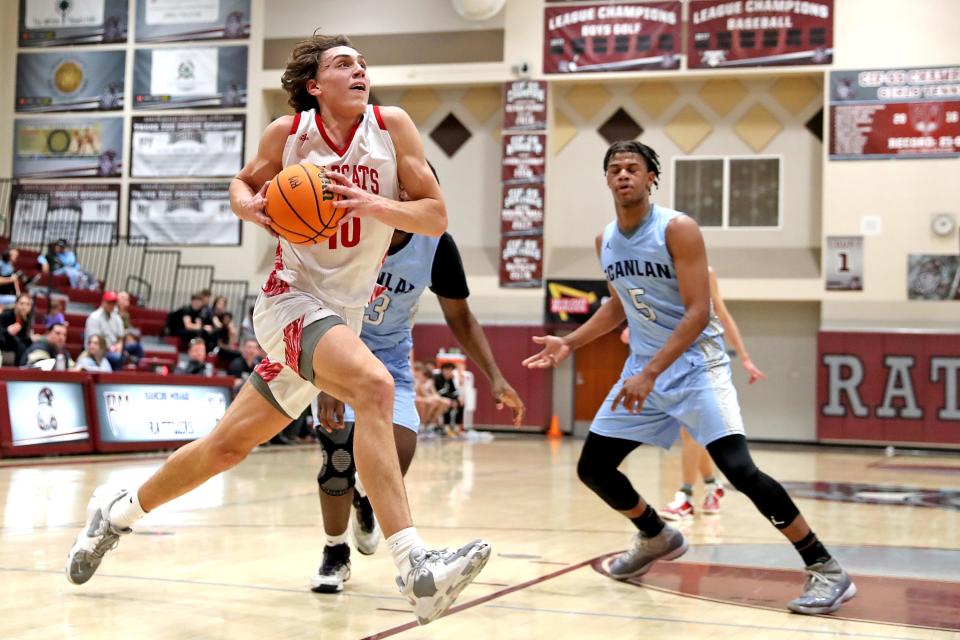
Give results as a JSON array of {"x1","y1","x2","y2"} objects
[{"x1": 1, "y1": 436, "x2": 958, "y2": 639}]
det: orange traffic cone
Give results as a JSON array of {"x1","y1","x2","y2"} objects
[{"x1": 546, "y1": 414, "x2": 562, "y2": 438}]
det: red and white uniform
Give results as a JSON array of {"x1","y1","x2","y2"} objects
[{"x1": 253, "y1": 104, "x2": 397, "y2": 416}]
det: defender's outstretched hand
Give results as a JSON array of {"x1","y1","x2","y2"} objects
[{"x1": 522, "y1": 335, "x2": 571, "y2": 369}]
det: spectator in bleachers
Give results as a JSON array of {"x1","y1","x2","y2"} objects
[
  {"x1": 1, "y1": 293, "x2": 38, "y2": 366},
  {"x1": 21, "y1": 322, "x2": 73, "y2": 368},
  {"x1": 122, "y1": 328, "x2": 144, "y2": 366},
  {"x1": 208, "y1": 296, "x2": 239, "y2": 352},
  {"x1": 116, "y1": 291, "x2": 133, "y2": 329},
  {"x1": 169, "y1": 293, "x2": 213, "y2": 350},
  {"x1": 84, "y1": 291, "x2": 124, "y2": 370},
  {"x1": 44, "y1": 299, "x2": 66, "y2": 330},
  {"x1": 176, "y1": 337, "x2": 209, "y2": 375},
  {"x1": 226, "y1": 338, "x2": 262, "y2": 385},
  {"x1": 239, "y1": 304, "x2": 256, "y2": 344},
  {"x1": 38, "y1": 239, "x2": 98, "y2": 290},
  {"x1": 0, "y1": 249, "x2": 22, "y2": 306},
  {"x1": 73, "y1": 334, "x2": 112, "y2": 373},
  {"x1": 434, "y1": 362, "x2": 463, "y2": 430}
]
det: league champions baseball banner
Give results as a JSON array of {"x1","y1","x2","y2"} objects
[
  {"x1": 133, "y1": 45, "x2": 247, "y2": 109},
  {"x1": 829, "y1": 65, "x2": 960, "y2": 160},
  {"x1": 544, "y1": 279, "x2": 612, "y2": 327},
  {"x1": 687, "y1": 0, "x2": 833, "y2": 68},
  {"x1": 131, "y1": 114, "x2": 245, "y2": 178},
  {"x1": 18, "y1": 0, "x2": 128, "y2": 47},
  {"x1": 543, "y1": 2, "x2": 682, "y2": 74},
  {"x1": 16, "y1": 50, "x2": 125, "y2": 113},
  {"x1": 9, "y1": 183, "x2": 119, "y2": 246},
  {"x1": 128, "y1": 182, "x2": 239, "y2": 246},
  {"x1": 818, "y1": 331, "x2": 960, "y2": 448},
  {"x1": 95, "y1": 382, "x2": 231, "y2": 443},
  {"x1": 135, "y1": 0, "x2": 250, "y2": 43},
  {"x1": 13, "y1": 117, "x2": 123, "y2": 178}
]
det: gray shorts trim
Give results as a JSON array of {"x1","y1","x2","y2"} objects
[
  {"x1": 299, "y1": 314, "x2": 346, "y2": 383},
  {"x1": 249, "y1": 372, "x2": 295, "y2": 419}
]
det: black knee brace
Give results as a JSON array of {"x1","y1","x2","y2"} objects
[
  {"x1": 707, "y1": 434, "x2": 800, "y2": 529},
  {"x1": 577, "y1": 432, "x2": 642, "y2": 511},
  {"x1": 316, "y1": 422, "x2": 357, "y2": 497}
]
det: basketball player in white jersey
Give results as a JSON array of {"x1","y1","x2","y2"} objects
[
  {"x1": 66, "y1": 34, "x2": 490, "y2": 626},
  {"x1": 524, "y1": 141, "x2": 855, "y2": 615}
]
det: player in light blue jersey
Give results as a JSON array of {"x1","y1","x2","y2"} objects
[
  {"x1": 524, "y1": 141, "x2": 854, "y2": 615},
  {"x1": 309, "y1": 170, "x2": 525, "y2": 594}
]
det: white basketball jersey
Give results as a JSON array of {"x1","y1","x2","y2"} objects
[{"x1": 276, "y1": 104, "x2": 397, "y2": 309}]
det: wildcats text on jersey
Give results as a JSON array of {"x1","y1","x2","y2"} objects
[
  {"x1": 603, "y1": 259, "x2": 673, "y2": 282},
  {"x1": 328, "y1": 163, "x2": 380, "y2": 194}
]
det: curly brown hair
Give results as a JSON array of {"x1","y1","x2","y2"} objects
[{"x1": 281, "y1": 33, "x2": 354, "y2": 113}]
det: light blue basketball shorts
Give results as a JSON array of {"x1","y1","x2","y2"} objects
[
  {"x1": 344, "y1": 350, "x2": 420, "y2": 433},
  {"x1": 590, "y1": 350, "x2": 746, "y2": 448}
]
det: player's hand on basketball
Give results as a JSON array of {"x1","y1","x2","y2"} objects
[
  {"x1": 316, "y1": 392, "x2": 346, "y2": 433},
  {"x1": 325, "y1": 170, "x2": 380, "y2": 217},
  {"x1": 240, "y1": 181, "x2": 278, "y2": 238},
  {"x1": 492, "y1": 379, "x2": 525, "y2": 427},
  {"x1": 743, "y1": 359, "x2": 766, "y2": 385},
  {"x1": 522, "y1": 335, "x2": 571, "y2": 368},
  {"x1": 612, "y1": 371, "x2": 656, "y2": 414}
]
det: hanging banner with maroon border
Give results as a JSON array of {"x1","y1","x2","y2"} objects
[
  {"x1": 818, "y1": 330, "x2": 960, "y2": 448},
  {"x1": 501, "y1": 184, "x2": 544, "y2": 235},
  {"x1": 500, "y1": 235, "x2": 544, "y2": 288},
  {"x1": 503, "y1": 80, "x2": 548, "y2": 131},
  {"x1": 687, "y1": 0, "x2": 833, "y2": 69},
  {"x1": 501, "y1": 134, "x2": 546, "y2": 184},
  {"x1": 829, "y1": 65, "x2": 960, "y2": 159},
  {"x1": 543, "y1": 2, "x2": 681, "y2": 74},
  {"x1": 544, "y1": 279, "x2": 612, "y2": 326}
]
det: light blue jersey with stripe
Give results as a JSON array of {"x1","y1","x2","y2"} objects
[{"x1": 600, "y1": 204, "x2": 725, "y2": 363}]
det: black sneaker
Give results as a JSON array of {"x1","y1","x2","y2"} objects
[
  {"x1": 309, "y1": 543, "x2": 351, "y2": 593},
  {"x1": 352, "y1": 494, "x2": 380, "y2": 555}
]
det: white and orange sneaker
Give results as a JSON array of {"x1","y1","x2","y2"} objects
[
  {"x1": 701, "y1": 482, "x2": 725, "y2": 515},
  {"x1": 660, "y1": 491, "x2": 694, "y2": 521}
]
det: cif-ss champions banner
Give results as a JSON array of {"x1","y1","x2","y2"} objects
[
  {"x1": 544, "y1": 2, "x2": 681, "y2": 73},
  {"x1": 136, "y1": 0, "x2": 250, "y2": 42},
  {"x1": 14, "y1": 116, "x2": 123, "y2": 178},
  {"x1": 19, "y1": 0, "x2": 128, "y2": 47},
  {"x1": 129, "y1": 182, "x2": 239, "y2": 246},
  {"x1": 500, "y1": 126, "x2": 547, "y2": 288},
  {"x1": 6, "y1": 381, "x2": 90, "y2": 447},
  {"x1": 16, "y1": 50, "x2": 125, "y2": 112},
  {"x1": 504, "y1": 80, "x2": 548, "y2": 131},
  {"x1": 133, "y1": 45, "x2": 247, "y2": 109},
  {"x1": 830, "y1": 65, "x2": 960, "y2": 160},
  {"x1": 10, "y1": 183, "x2": 119, "y2": 246},
  {"x1": 687, "y1": 0, "x2": 833, "y2": 68},
  {"x1": 544, "y1": 279, "x2": 612, "y2": 326},
  {"x1": 818, "y1": 331, "x2": 960, "y2": 447},
  {"x1": 500, "y1": 236, "x2": 544, "y2": 289},
  {"x1": 96, "y1": 383, "x2": 231, "y2": 443},
  {"x1": 131, "y1": 114, "x2": 244, "y2": 177}
]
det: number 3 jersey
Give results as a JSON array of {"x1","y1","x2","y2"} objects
[{"x1": 600, "y1": 204, "x2": 724, "y2": 361}]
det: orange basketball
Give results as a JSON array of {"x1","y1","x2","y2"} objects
[{"x1": 265, "y1": 162, "x2": 346, "y2": 243}]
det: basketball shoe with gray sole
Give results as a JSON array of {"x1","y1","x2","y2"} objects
[
  {"x1": 787, "y1": 558, "x2": 857, "y2": 614},
  {"x1": 352, "y1": 493, "x2": 380, "y2": 556},
  {"x1": 396, "y1": 539, "x2": 491, "y2": 625},
  {"x1": 66, "y1": 485, "x2": 132, "y2": 585},
  {"x1": 309, "y1": 543, "x2": 351, "y2": 593},
  {"x1": 605, "y1": 525, "x2": 688, "y2": 579}
]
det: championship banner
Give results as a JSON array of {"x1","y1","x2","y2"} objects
[
  {"x1": 14, "y1": 117, "x2": 123, "y2": 178},
  {"x1": 19, "y1": 0, "x2": 128, "y2": 47},
  {"x1": 818, "y1": 331, "x2": 960, "y2": 448},
  {"x1": 544, "y1": 279, "x2": 612, "y2": 326},
  {"x1": 544, "y1": 2, "x2": 682, "y2": 73},
  {"x1": 16, "y1": 50, "x2": 125, "y2": 112},
  {"x1": 10, "y1": 183, "x2": 119, "y2": 246},
  {"x1": 501, "y1": 184, "x2": 545, "y2": 235},
  {"x1": 500, "y1": 235, "x2": 544, "y2": 288},
  {"x1": 6, "y1": 381, "x2": 90, "y2": 447},
  {"x1": 129, "y1": 182, "x2": 240, "y2": 246},
  {"x1": 136, "y1": 0, "x2": 250, "y2": 43},
  {"x1": 95, "y1": 382, "x2": 231, "y2": 443},
  {"x1": 825, "y1": 235, "x2": 863, "y2": 291},
  {"x1": 131, "y1": 114, "x2": 244, "y2": 178},
  {"x1": 504, "y1": 80, "x2": 548, "y2": 130},
  {"x1": 829, "y1": 65, "x2": 960, "y2": 159},
  {"x1": 907, "y1": 254, "x2": 960, "y2": 301},
  {"x1": 501, "y1": 134, "x2": 547, "y2": 184},
  {"x1": 133, "y1": 45, "x2": 247, "y2": 109},
  {"x1": 687, "y1": 0, "x2": 833, "y2": 68}
]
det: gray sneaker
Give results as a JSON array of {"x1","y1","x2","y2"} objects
[
  {"x1": 606, "y1": 525, "x2": 688, "y2": 579},
  {"x1": 396, "y1": 539, "x2": 491, "y2": 625},
  {"x1": 788, "y1": 558, "x2": 857, "y2": 614},
  {"x1": 66, "y1": 486, "x2": 132, "y2": 585}
]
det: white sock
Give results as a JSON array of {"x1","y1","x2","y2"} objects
[
  {"x1": 387, "y1": 527, "x2": 424, "y2": 577},
  {"x1": 326, "y1": 530, "x2": 349, "y2": 547},
  {"x1": 108, "y1": 489, "x2": 147, "y2": 529}
]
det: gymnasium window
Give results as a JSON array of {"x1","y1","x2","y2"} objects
[{"x1": 673, "y1": 156, "x2": 782, "y2": 228}]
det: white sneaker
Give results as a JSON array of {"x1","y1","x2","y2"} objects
[
  {"x1": 396, "y1": 539, "x2": 491, "y2": 625},
  {"x1": 660, "y1": 491, "x2": 694, "y2": 521},
  {"x1": 66, "y1": 485, "x2": 132, "y2": 585},
  {"x1": 309, "y1": 543, "x2": 351, "y2": 593},
  {"x1": 351, "y1": 493, "x2": 381, "y2": 556}
]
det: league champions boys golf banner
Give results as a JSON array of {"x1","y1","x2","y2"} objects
[
  {"x1": 16, "y1": 50, "x2": 125, "y2": 112},
  {"x1": 500, "y1": 81, "x2": 548, "y2": 288},
  {"x1": 829, "y1": 65, "x2": 960, "y2": 159},
  {"x1": 128, "y1": 182, "x2": 239, "y2": 246},
  {"x1": 133, "y1": 45, "x2": 247, "y2": 109},
  {"x1": 543, "y1": 2, "x2": 681, "y2": 74},
  {"x1": 18, "y1": 0, "x2": 128, "y2": 47},
  {"x1": 131, "y1": 114, "x2": 244, "y2": 178},
  {"x1": 9, "y1": 183, "x2": 120, "y2": 246},
  {"x1": 13, "y1": 116, "x2": 123, "y2": 178},
  {"x1": 135, "y1": 0, "x2": 250, "y2": 43},
  {"x1": 686, "y1": 0, "x2": 833, "y2": 68}
]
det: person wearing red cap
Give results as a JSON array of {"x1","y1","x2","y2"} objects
[{"x1": 84, "y1": 291, "x2": 124, "y2": 370}]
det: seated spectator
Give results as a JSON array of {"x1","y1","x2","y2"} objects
[
  {"x1": 239, "y1": 305, "x2": 256, "y2": 344},
  {"x1": 209, "y1": 296, "x2": 239, "y2": 352},
  {"x1": 176, "y1": 337, "x2": 209, "y2": 375},
  {"x1": 84, "y1": 291, "x2": 124, "y2": 370},
  {"x1": 433, "y1": 362, "x2": 463, "y2": 429},
  {"x1": 73, "y1": 334, "x2": 113, "y2": 372},
  {"x1": 122, "y1": 328, "x2": 144, "y2": 366},
  {"x1": 44, "y1": 299, "x2": 67, "y2": 330},
  {"x1": 116, "y1": 291, "x2": 133, "y2": 329},
  {"x1": 227, "y1": 338, "x2": 262, "y2": 383},
  {"x1": 414, "y1": 361, "x2": 451, "y2": 430},
  {"x1": 168, "y1": 293, "x2": 214, "y2": 350},
  {"x1": 22, "y1": 322, "x2": 73, "y2": 368},
  {"x1": 0, "y1": 249, "x2": 22, "y2": 306},
  {"x1": 1, "y1": 293, "x2": 38, "y2": 366},
  {"x1": 38, "y1": 239, "x2": 99, "y2": 290}
]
